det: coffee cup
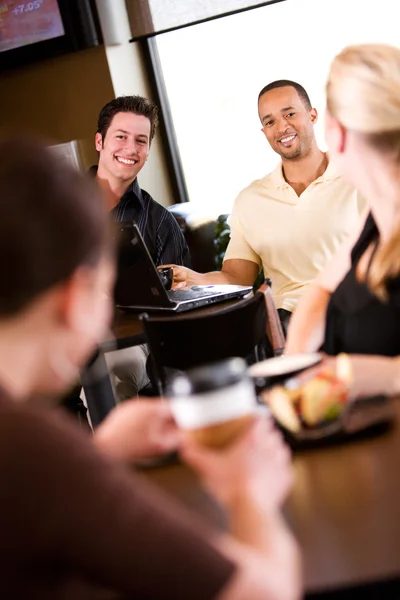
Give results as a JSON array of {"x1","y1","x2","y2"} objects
[
  {"x1": 168, "y1": 358, "x2": 257, "y2": 449},
  {"x1": 158, "y1": 266, "x2": 174, "y2": 290}
]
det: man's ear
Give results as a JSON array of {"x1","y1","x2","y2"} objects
[
  {"x1": 95, "y1": 133, "x2": 103, "y2": 152},
  {"x1": 57, "y1": 270, "x2": 95, "y2": 337},
  {"x1": 310, "y1": 107, "x2": 318, "y2": 124}
]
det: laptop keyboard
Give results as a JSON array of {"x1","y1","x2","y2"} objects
[{"x1": 167, "y1": 288, "x2": 216, "y2": 301}]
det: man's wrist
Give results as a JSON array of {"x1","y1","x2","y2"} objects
[
  {"x1": 196, "y1": 272, "x2": 211, "y2": 285},
  {"x1": 225, "y1": 490, "x2": 283, "y2": 549},
  {"x1": 223, "y1": 487, "x2": 271, "y2": 516}
]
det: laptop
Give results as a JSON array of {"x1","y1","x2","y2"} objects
[{"x1": 113, "y1": 223, "x2": 253, "y2": 313}]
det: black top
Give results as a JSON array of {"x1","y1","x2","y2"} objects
[
  {"x1": 90, "y1": 166, "x2": 191, "y2": 267},
  {"x1": 322, "y1": 213, "x2": 400, "y2": 356}
]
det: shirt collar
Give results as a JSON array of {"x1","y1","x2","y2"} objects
[
  {"x1": 121, "y1": 177, "x2": 144, "y2": 208},
  {"x1": 89, "y1": 165, "x2": 144, "y2": 209},
  {"x1": 265, "y1": 162, "x2": 288, "y2": 189},
  {"x1": 319, "y1": 156, "x2": 340, "y2": 182},
  {"x1": 262, "y1": 154, "x2": 340, "y2": 189}
]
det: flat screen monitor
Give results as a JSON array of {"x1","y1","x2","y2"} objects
[{"x1": 0, "y1": 0, "x2": 101, "y2": 70}]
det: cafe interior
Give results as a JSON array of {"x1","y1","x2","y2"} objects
[{"x1": 1, "y1": 0, "x2": 400, "y2": 598}]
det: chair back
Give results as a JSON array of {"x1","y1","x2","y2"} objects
[
  {"x1": 258, "y1": 278, "x2": 286, "y2": 356},
  {"x1": 141, "y1": 279, "x2": 285, "y2": 393}
]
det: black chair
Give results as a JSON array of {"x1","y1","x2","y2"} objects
[{"x1": 141, "y1": 279, "x2": 285, "y2": 394}]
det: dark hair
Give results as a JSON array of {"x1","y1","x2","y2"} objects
[
  {"x1": 258, "y1": 80, "x2": 312, "y2": 110},
  {"x1": 0, "y1": 137, "x2": 111, "y2": 316},
  {"x1": 97, "y1": 95, "x2": 159, "y2": 142}
]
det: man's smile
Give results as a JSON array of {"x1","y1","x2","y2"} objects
[
  {"x1": 115, "y1": 156, "x2": 138, "y2": 165},
  {"x1": 278, "y1": 134, "x2": 297, "y2": 147}
]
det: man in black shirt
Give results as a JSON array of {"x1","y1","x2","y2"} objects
[{"x1": 93, "y1": 96, "x2": 190, "y2": 398}]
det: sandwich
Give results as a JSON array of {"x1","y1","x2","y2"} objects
[{"x1": 267, "y1": 354, "x2": 353, "y2": 432}]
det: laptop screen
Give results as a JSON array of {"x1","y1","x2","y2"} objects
[{"x1": 113, "y1": 223, "x2": 172, "y2": 308}]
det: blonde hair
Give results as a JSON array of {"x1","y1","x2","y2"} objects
[{"x1": 327, "y1": 43, "x2": 400, "y2": 301}]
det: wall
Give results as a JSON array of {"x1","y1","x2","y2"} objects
[{"x1": 0, "y1": 45, "x2": 114, "y2": 169}]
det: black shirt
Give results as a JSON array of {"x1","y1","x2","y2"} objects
[
  {"x1": 90, "y1": 167, "x2": 191, "y2": 267},
  {"x1": 322, "y1": 213, "x2": 400, "y2": 356}
]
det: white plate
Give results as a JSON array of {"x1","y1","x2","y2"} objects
[{"x1": 248, "y1": 353, "x2": 322, "y2": 379}]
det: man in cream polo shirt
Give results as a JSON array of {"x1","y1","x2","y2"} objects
[{"x1": 168, "y1": 80, "x2": 367, "y2": 332}]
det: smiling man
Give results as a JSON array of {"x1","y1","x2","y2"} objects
[
  {"x1": 91, "y1": 96, "x2": 190, "y2": 399},
  {"x1": 168, "y1": 80, "x2": 367, "y2": 333},
  {"x1": 94, "y1": 96, "x2": 190, "y2": 267}
]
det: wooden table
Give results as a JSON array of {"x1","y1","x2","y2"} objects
[
  {"x1": 141, "y1": 402, "x2": 400, "y2": 597},
  {"x1": 106, "y1": 309, "x2": 147, "y2": 352},
  {"x1": 111, "y1": 298, "x2": 247, "y2": 345}
]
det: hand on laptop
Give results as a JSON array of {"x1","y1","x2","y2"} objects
[{"x1": 158, "y1": 264, "x2": 201, "y2": 290}]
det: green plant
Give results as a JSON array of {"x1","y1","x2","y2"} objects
[{"x1": 214, "y1": 214, "x2": 230, "y2": 269}]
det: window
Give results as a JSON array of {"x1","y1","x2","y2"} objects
[{"x1": 155, "y1": 0, "x2": 400, "y2": 213}]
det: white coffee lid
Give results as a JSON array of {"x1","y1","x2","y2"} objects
[{"x1": 170, "y1": 378, "x2": 256, "y2": 429}]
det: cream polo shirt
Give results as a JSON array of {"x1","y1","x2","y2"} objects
[{"x1": 224, "y1": 161, "x2": 367, "y2": 312}]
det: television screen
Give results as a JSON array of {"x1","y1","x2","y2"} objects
[
  {"x1": 0, "y1": 0, "x2": 101, "y2": 70},
  {"x1": 0, "y1": 1, "x2": 66, "y2": 53}
]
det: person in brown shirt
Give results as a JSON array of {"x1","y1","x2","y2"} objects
[{"x1": 0, "y1": 137, "x2": 300, "y2": 599}]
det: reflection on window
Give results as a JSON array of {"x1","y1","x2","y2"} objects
[{"x1": 156, "y1": 0, "x2": 400, "y2": 213}]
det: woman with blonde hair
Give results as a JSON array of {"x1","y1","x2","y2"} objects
[{"x1": 286, "y1": 43, "x2": 400, "y2": 398}]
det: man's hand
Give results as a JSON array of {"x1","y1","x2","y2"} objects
[
  {"x1": 158, "y1": 264, "x2": 201, "y2": 290},
  {"x1": 181, "y1": 418, "x2": 292, "y2": 511},
  {"x1": 159, "y1": 258, "x2": 259, "y2": 290},
  {"x1": 95, "y1": 399, "x2": 181, "y2": 463}
]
